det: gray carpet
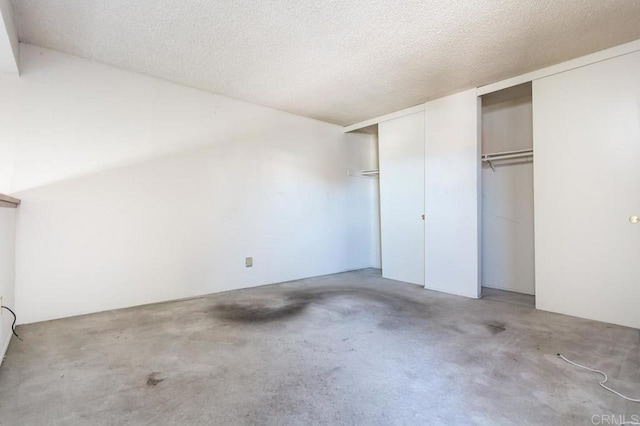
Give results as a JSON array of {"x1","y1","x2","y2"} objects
[{"x1": 0, "y1": 269, "x2": 638, "y2": 425}]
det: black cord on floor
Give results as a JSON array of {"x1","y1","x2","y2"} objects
[{"x1": 1, "y1": 306, "x2": 23, "y2": 341}]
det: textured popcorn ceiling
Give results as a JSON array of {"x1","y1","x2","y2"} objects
[{"x1": 12, "y1": 0, "x2": 640, "y2": 125}]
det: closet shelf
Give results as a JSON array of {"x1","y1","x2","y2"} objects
[
  {"x1": 482, "y1": 148, "x2": 533, "y2": 171},
  {"x1": 0, "y1": 193, "x2": 21, "y2": 208}
]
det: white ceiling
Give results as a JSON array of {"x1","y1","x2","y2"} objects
[{"x1": 12, "y1": 0, "x2": 640, "y2": 125}]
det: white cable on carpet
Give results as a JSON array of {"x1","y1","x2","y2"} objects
[{"x1": 558, "y1": 353, "x2": 640, "y2": 403}]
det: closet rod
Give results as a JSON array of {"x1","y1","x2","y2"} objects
[
  {"x1": 361, "y1": 169, "x2": 379, "y2": 176},
  {"x1": 482, "y1": 152, "x2": 533, "y2": 161},
  {"x1": 481, "y1": 148, "x2": 533, "y2": 160},
  {"x1": 482, "y1": 149, "x2": 533, "y2": 171}
]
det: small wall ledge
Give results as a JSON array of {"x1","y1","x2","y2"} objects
[{"x1": 0, "y1": 194, "x2": 20, "y2": 208}]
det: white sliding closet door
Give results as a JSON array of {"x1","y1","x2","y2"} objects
[
  {"x1": 378, "y1": 112, "x2": 425, "y2": 285},
  {"x1": 424, "y1": 89, "x2": 481, "y2": 298},
  {"x1": 534, "y1": 51, "x2": 640, "y2": 329}
]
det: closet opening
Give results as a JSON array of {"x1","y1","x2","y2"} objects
[
  {"x1": 480, "y1": 83, "x2": 535, "y2": 307},
  {"x1": 346, "y1": 124, "x2": 381, "y2": 272},
  {"x1": 346, "y1": 109, "x2": 426, "y2": 286}
]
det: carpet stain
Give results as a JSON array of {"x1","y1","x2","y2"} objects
[
  {"x1": 487, "y1": 322, "x2": 507, "y2": 335},
  {"x1": 211, "y1": 299, "x2": 312, "y2": 323},
  {"x1": 146, "y1": 372, "x2": 164, "y2": 386},
  {"x1": 211, "y1": 288, "x2": 432, "y2": 324}
]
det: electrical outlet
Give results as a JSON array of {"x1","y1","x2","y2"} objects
[{"x1": 245, "y1": 257, "x2": 253, "y2": 268}]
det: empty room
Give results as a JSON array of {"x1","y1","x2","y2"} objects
[{"x1": 1, "y1": 1, "x2": 639, "y2": 424}]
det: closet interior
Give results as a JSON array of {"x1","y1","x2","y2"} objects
[
  {"x1": 347, "y1": 124, "x2": 382, "y2": 271},
  {"x1": 480, "y1": 83, "x2": 535, "y2": 306}
]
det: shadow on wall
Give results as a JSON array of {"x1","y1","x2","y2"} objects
[{"x1": 1, "y1": 45, "x2": 343, "y2": 194}]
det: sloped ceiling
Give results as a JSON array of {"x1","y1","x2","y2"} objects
[{"x1": 12, "y1": 0, "x2": 640, "y2": 125}]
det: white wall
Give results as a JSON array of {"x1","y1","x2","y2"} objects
[
  {"x1": 3, "y1": 45, "x2": 358, "y2": 195},
  {"x1": 0, "y1": 0, "x2": 19, "y2": 74},
  {"x1": 533, "y1": 51, "x2": 640, "y2": 329},
  {"x1": 1, "y1": 45, "x2": 375, "y2": 324},
  {"x1": 424, "y1": 89, "x2": 481, "y2": 298},
  {"x1": 481, "y1": 85, "x2": 535, "y2": 295},
  {"x1": 0, "y1": 207, "x2": 16, "y2": 364}
]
